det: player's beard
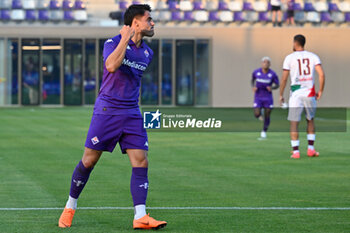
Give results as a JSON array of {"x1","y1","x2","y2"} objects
[{"x1": 142, "y1": 29, "x2": 154, "y2": 37}]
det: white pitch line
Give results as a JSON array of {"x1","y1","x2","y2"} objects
[{"x1": 0, "y1": 207, "x2": 350, "y2": 211}]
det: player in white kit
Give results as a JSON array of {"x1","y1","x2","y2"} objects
[{"x1": 279, "y1": 34, "x2": 325, "y2": 159}]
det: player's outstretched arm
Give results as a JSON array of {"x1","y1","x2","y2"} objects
[
  {"x1": 279, "y1": 70, "x2": 289, "y2": 104},
  {"x1": 105, "y1": 26, "x2": 135, "y2": 73},
  {"x1": 315, "y1": 64, "x2": 325, "y2": 100}
]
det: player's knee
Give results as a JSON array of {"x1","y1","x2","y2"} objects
[
  {"x1": 134, "y1": 154, "x2": 148, "y2": 167},
  {"x1": 135, "y1": 156, "x2": 148, "y2": 167},
  {"x1": 82, "y1": 159, "x2": 97, "y2": 169},
  {"x1": 82, "y1": 148, "x2": 101, "y2": 168}
]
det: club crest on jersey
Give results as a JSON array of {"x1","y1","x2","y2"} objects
[
  {"x1": 91, "y1": 136, "x2": 99, "y2": 145},
  {"x1": 144, "y1": 49, "x2": 149, "y2": 57}
]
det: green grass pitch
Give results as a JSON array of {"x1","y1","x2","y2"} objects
[{"x1": 0, "y1": 107, "x2": 349, "y2": 233}]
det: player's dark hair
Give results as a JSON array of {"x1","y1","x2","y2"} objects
[
  {"x1": 124, "y1": 4, "x2": 152, "y2": 26},
  {"x1": 294, "y1": 34, "x2": 306, "y2": 47}
]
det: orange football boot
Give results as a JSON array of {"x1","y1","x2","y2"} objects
[
  {"x1": 307, "y1": 149, "x2": 319, "y2": 157},
  {"x1": 291, "y1": 151, "x2": 300, "y2": 159},
  {"x1": 58, "y1": 208, "x2": 75, "y2": 228},
  {"x1": 133, "y1": 213, "x2": 167, "y2": 230}
]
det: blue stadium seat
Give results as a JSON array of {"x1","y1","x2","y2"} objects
[
  {"x1": 168, "y1": 1, "x2": 179, "y2": 11},
  {"x1": 258, "y1": 12, "x2": 270, "y2": 22},
  {"x1": 38, "y1": 9, "x2": 49, "y2": 20},
  {"x1": 218, "y1": 0, "x2": 229, "y2": 11},
  {"x1": 12, "y1": 0, "x2": 23, "y2": 9},
  {"x1": 49, "y1": 0, "x2": 60, "y2": 9},
  {"x1": 328, "y1": 2, "x2": 339, "y2": 12},
  {"x1": 0, "y1": 9, "x2": 11, "y2": 20},
  {"x1": 25, "y1": 9, "x2": 36, "y2": 20},
  {"x1": 209, "y1": 11, "x2": 220, "y2": 21},
  {"x1": 74, "y1": 0, "x2": 85, "y2": 9},
  {"x1": 233, "y1": 11, "x2": 245, "y2": 22},
  {"x1": 171, "y1": 11, "x2": 182, "y2": 21},
  {"x1": 345, "y1": 12, "x2": 350, "y2": 22},
  {"x1": 119, "y1": 0, "x2": 129, "y2": 10},
  {"x1": 243, "y1": 1, "x2": 254, "y2": 11},
  {"x1": 320, "y1": 11, "x2": 332, "y2": 22},
  {"x1": 304, "y1": 2, "x2": 316, "y2": 12},
  {"x1": 293, "y1": 2, "x2": 303, "y2": 11},
  {"x1": 132, "y1": 0, "x2": 142, "y2": 4},
  {"x1": 193, "y1": 0, "x2": 204, "y2": 10},
  {"x1": 64, "y1": 10, "x2": 74, "y2": 20},
  {"x1": 183, "y1": 11, "x2": 194, "y2": 21},
  {"x1": 62, "y1": 0, "x2": 73, "y2": 10}
]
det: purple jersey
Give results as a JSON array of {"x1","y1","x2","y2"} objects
[
  {"x1": 288, "y1": 0, "x2": 295, "y2": 10},
  {"x1": 94, "y1": 34, "x2": 154, "y2": 115},
  {"x1": 252, "y1": 68, "x2": 279, "y2": 99}
]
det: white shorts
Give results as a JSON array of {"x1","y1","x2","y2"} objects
[{"x1": 288, "y1": 91, "x2": 317, "y2": 122}]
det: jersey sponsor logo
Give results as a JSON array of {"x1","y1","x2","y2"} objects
[
  {"x1": 144, "y1": 109, "x2": 162, "y2": 129},
  {"x1": 298, "y1": 77, "x2": 313, "y2": 82},
  {"x1": 144, "y1": 49, "x2": 149, "y2": 57},
  {"x1": 139, "y1": 182, "x2": 149, "y2": 189},
  {"x1": 91, "y1": 136, "x2": 99, "y2": 145},
  {"x1": 256, "y1": 78, "x2": 271, "y2": 84},
  {"x1": 122, "y1": 58, "x2": 147, "y2": 71}
]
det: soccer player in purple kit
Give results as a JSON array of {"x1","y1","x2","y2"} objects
[
  {"x1": 251, "y1": 56, "x2": 280, "y2": 139},
  {"x1": 58, "y1": 4, "x2": 167, "y2": 230}
]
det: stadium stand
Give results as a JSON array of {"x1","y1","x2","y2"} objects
[{"x1": 1, "y1": 0, "x2": 350, "y2": 25}]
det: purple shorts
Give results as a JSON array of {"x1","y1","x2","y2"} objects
[
  {"x1": 254, "y1": 98, "x2": 274, "y2": 109},
  {"x1": 85, "y1": 114, "x2": 148, "y2": 154}
]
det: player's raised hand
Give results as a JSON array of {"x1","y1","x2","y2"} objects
[
  {"x1": 316, "y1": 91, "x2": 322, "y2": 100},
  {"x1": 120, "y1": 25, "x2": 135, "y2": 41}
]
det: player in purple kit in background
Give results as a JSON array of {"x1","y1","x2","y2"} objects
[
  {"x1": 58, "y1": 4, "x2": 167, "y2": 230},
  {"x1": 251, "y1": 56, "x2": 280, "y2": 139},
  {"x1": 286, "y1": 0, "x2": 295, "y2": 26}
]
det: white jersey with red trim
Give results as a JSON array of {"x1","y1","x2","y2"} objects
[{"x1": 283, "y1": 50, "x2": 321, "y2": 97}]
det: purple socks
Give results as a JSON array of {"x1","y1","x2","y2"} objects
[
  {"x1": 130, "y1": 167, "x2": 149, "y2": 206},
  {"x1": 263, "y1": 116, "x2": 270, "y2": 132},
  {"x1": 69, "y1": 160, "x2": 93, "y2": 199}
]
